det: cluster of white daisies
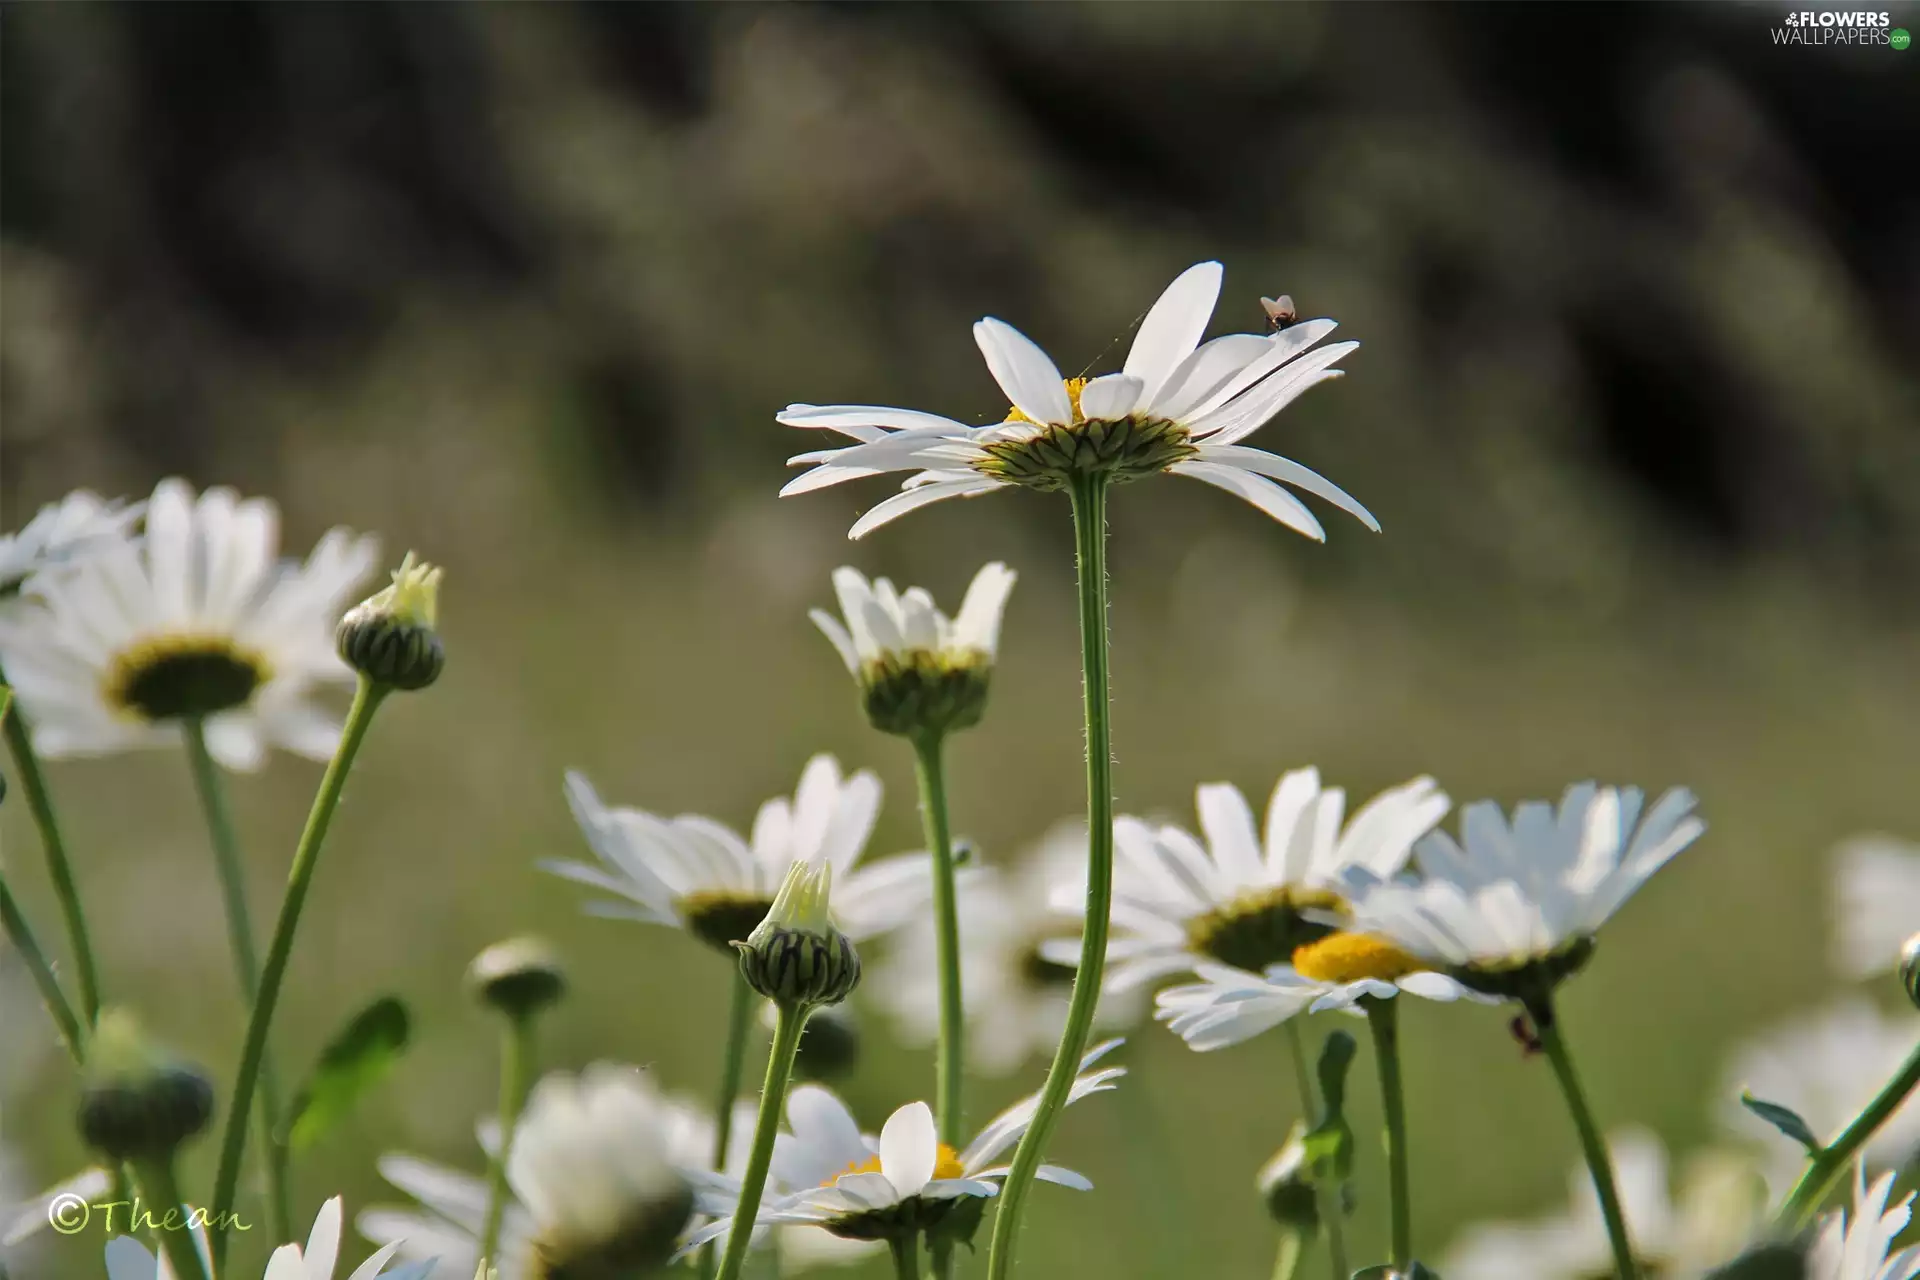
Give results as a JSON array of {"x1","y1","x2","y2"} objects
[{"x1": 0, "y1": 259, "x2": 1913, "y2": 1280}]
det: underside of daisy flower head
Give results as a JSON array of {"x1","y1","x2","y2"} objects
[{"x1": 777, "y1": 262, "x2": 1381, "y2": 541}]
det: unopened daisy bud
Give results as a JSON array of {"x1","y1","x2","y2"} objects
[
  {"x1": 1257, "y1": 1125, "x2": 1319, "y2": 1233},
  {"x1": 1901, "y1": 931, "x2": 1920, "y2": 1010},
  {"x1": 736, "y1": 859, "x2": 861, "y2": 1010},
  {"x1": 337, "y1": 551, "x2": 444, "y2": 691},
  {"x1": 469, "y1": 936, "x2": 567, "y2": 1022},
  {"x1": 811, "y1": 564, "x2": 1015, "y2": 740},
  {"x1": 77, "y1": 1009, "x2": 214, "y2": 1162}
]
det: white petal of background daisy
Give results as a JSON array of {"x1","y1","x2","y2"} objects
[
  {"x1": 1041, "y1": 769, "x2": 1449, "y2": 991},
  {"x1": 1441, "y1": 1130, "x2": 1763, "y2": 1280},
  {"x1": 778, "y1": 261, "x2": 1377, "y2": 541},
  {"x1": 0, "y1": 477, "x2": 379, "y2": 771},
  {"x1": 1830, "y1": 834, "x2": 1920, "y2": 978},
  {"x1": 683, "y1": 1042, "x2": 1125, "y2": 1250},
  {"x1": 875, "y1": 822, "x2": 1145, "y2": 1075},
  {"x1": 107, "y1": 1197, "x2": 431, "y2": 1280},
  {"x1": 1333, "y1": 783, "x2": 1704, "y2": 998},
  {"x1": 547, "y1": 753, "x2": 934, "y2": 954},
  {"x1": 0, "y1": 489, "x2": 143, "y2": 611},
  {"x1": 1807, "y1": 1169, "x2": 1920, "y2": 1280},
  {"x1": 1719, "y1": 1000, "x2": 1920, "y2": 1194}
]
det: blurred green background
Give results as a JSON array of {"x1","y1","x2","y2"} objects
[{"x1": 3, "y1": 2, "x2": 1918, "y2": 1276}]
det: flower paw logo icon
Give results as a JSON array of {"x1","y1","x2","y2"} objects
[{"x1": 1893, "y1": 26, "x2": 1912, "y2": 47}]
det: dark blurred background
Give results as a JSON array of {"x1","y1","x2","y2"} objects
[{"x1": 3, "y1": 2, "x2": 1918, "y2": 1276}]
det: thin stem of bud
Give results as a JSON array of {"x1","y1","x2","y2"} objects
[
  {"x1": 479, "y1": 1011, "x2": 539, "y2": 1269},
  {"x1": 700, "y1": 969, "x2": 758, "y2": 1280},
  {"x1": 1530, "y1": 993, "x2": 1639, "y2": 1280},
  {"x1": 715, "y1": 1003, "x2": 808, "y2": 1280}
]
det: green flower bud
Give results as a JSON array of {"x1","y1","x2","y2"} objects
[
  {"x1": 338, "y1": 552, "x2": 444, "y2": 690},
  {"x1": 468, "y1": 936, "x2": 567, "y2": 1021},
  {"x1": 1901, "y1": 931, "x2": 1920, "y2": 1011},
  {"x1": 77, "y1": 1010, "x2": 214, "y2": 1161},
  {"x1": 1257, "y1": 1125, "x2": 1319, "y2": 1233},
  {"x1": 736, "y1": 860, "x2": 860, "y2": 1010}
]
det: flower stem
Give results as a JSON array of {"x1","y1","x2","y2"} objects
[
  {"x1": 1284, "y1": 1022, "x2": 1348, "y2": 1280},
  {"x1": 1270, "y1": 1230, "x2": 1306, "y2": 1280},
  {"x1": 181, "y1": 716, "x2": 294, "y2": 1245},
  {"x1": 1777, "y1": 1036, "x2": 1920, "y2": 1231},
  {"x1": 208, "y1": 679, "x2": 387, "y2": 1272},
  {"x1": 0, "y1": 670, "x2": 102, "y2": 1025},
  {"x1": 1365, "y1": 998, "x2": 1412, "y2": 1270},
  {"x1": 700, "y1": 969, "x2": 758, "y2": 1280},
  {"x1": 715, "y1": 1001, "x2": 808, "y2": 1280},
  {"x1": 984, "y1": 472, "x2": 1114, "y2": 1280},
  {"x1": 479, "y1": 1011, "x2": 538, "y2": 1269},
  {"x1": 1529, "y1": 994, "x2": 1638, "y2": 1280},
  {"x1": 911, "y1": 732, "x2": 965, "y2": 1280},
  {"x1": 134, "y1": 1155, "x2": 210, "y2": 1280},
  {"x1": 0, "y1": 871, "x2": 84, "y2": 1060},
  {"x1": 889, "y1": 1234, "x2": 919, "y2": 1280}
]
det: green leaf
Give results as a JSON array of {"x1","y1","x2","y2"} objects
[
  {"x1": 1703, "y1": 1243, "x2": 1807, "y2": 1279},
  {"x1": 1739, "y1": 1090, "x2": 1821, "y2": 1153},
  {"x1": 284, "y1": 996, "x2": 411, "y2": 1150},
  {"x1": 1317, "y1": 1030, "x2": 1358, "y2": 1112},
  {"x1": 1301, "y1": 1117, "x2": 1354, "y2": 1182}
]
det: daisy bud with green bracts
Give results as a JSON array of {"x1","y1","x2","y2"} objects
[
  {"x1": 736, "y1": 859, "x2": 861, "y2": 1013},
  {"x1": 469, "y1": 935, "x2": 568, "y2": 1023},
  {"x1": 338, "y1": 552, "x2": 444, "y2": 692},
  {"x1": 810, "y1": 564, "x2": 1015, "y2": 740},
  {"x1": 1902, "y1": 933, "x2": 1920, "y2": 1011},
  {"x1": 1258, "y1": 1125, "x2": 1320, "y2": 1235},
  {"x1": 78, "y1": 1009, "x2": 214, "y2": 1163}
]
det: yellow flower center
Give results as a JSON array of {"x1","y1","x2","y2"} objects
[
  {"x1": 832, "y1": 1143, "x2": 967, "y2": 1186},
  {"x1": 1006, "y1": 377, "x2": 1089, "y2": 427},
  {"x1": 101, "y1": 632, "x2": 271, "y2": 722},
  {"x1": 1290, "y1": 932, "x2": 1424, "y2": 985}
]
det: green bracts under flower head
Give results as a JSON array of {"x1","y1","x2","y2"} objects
[
  {"x1": 78, "y1": 1009, "x2": 215, "y2": 1161},
  {"x1": 736, "y1": 859, "x2": 861, "y2": 1009},
  {"x1": 338, "y1": 550, "x2": 445, "y2": 690}
]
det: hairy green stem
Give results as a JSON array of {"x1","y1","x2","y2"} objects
[
  {"x1": 1530, "y1": 995, "x2": 1638, "y2": 1280},
  {"x1": 911, "y1": 732, "x2": 965, "y2": 1280},
  {"x1": 700, "y1": 969, "x2": 758, "y2": 1280},
  {"x1": 479, "y1": 1012, "x2": 538, "y2": 1269},
  {"x1": 1366, "y1": 998, "x2": 1411, "y2": 1270},
  {"x1": 208, "y1": 679, "x2": 387, "y2": 1271},
  {"x1": 0, "y1": 672, "x2": 101, "y2": 1025},
  {"x1": 984, "y1": 473, "x2": 1114, "y2": 1280},
  {"x1": 1777, "y1": 1037, "x2": 1920, "y2": 1230},
  {"x1": 715, "y1": 1002, "x2": 807, "y2": 1280},
  {"x1": 1285, "y1": 1022, "x2": 1347, "y2": 1280},
  {"x1": 182, "y1": 717, "x2": 293, "y2": 1245},
  {"x1": 0, "y1": 872, "x2": 84, "y2": 1060},
  {"x1": 134, "y1": 1156, "x2": 210, "y2": 1280}
]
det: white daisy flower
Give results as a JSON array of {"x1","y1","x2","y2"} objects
[
  {"x1": 874, "y1": 823, "x2": 1145, "y2": 1075},
  {"x1": 361, "y1": 1091, "x2": 858, "y2": 1279},
  {"x1": 106, "y1": 1196, "x2": 431, "y2": 1280},
  {"x1": 0, "y1": 1157, "x2": 111, "y2": 1268},
  {"x1": 1335, "y1": 784, "x2": 1705, "y2": 1000},
  {"x1": 0, "y1": 490, "x2": 143, "y2": 611},
  {"x1": 1809, "y1": 1169, "x2": 1920, "y2": 1280},
  {"x1": 684, "y1": 1042, "x2": 1125, "y2": 1249},
  {"x1": 778, "y1": 261, "x2": 1377, "y2": 541},
  {"x1": 548, "y1": 754, "x2": 934, "y2": 955},
  {"x1": 1041, "y1": 769, "x2": 1450, "y2": 991},
  {"x1": 1155, "y1": 938, "x2": 1493, "y2": 1053},
  {"x1": 810, "y1": 562, "x2": 1016, "y2": 738},
  {"x1": 0, "y1": 477, "x2": 379, "y2": 771},
  {"x1": 1831, "y1": 835, "x2": 1920, "y2": 979},
  {"x1": 1442, "y1": 1130, "x2": 1764, "y2": 1280},
  {"x1": 1719, "y1": 1000, "x2": 1920, "y2": 1193}
]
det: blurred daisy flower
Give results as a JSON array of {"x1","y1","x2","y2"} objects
[
  {"x1": 1044, "y1": 769, "x2": 1449, "y2": 992},
  {"x1": 683, "y1": 1042, "x2": 1124, "y2": 1251},
  {"x1": 0, "y1": 490, "x2": 142, "y2": 613},
  {"x1": 1719, "y1": 1000, "x2": 1920, "y2": 1193},
  {"x1": 1335, "y1": 784, "x2": 1704, "y2": 1001},
  {"x1": 107, "y1": 1196, "x2": 432, "y2": 1280},
  {"x1": 0, "y1": 478, "x2": 378, "y2": 770},
  {"x1": 1441, "y1": 1129, "x2": 1763, "y2": 1279},
  {"x1": 549, "y1": 754, "x2": 934, "y2": 955},
  {"x1": 1830, "y1": 834, "x2": 1920, "y2": 979},
  {"x1": 778, "y1": 262, "x2": 1375, "y2": 540},
  {"x1": 810, "y1": 562, "x2": 1016, "y2": 739},
  {"x1": 875, "y1": 823, "x2": 1145, "y2": 1075},
  {"x1": 1808, "y1": 1170, "x2": 1920, "y2": 1280}
]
